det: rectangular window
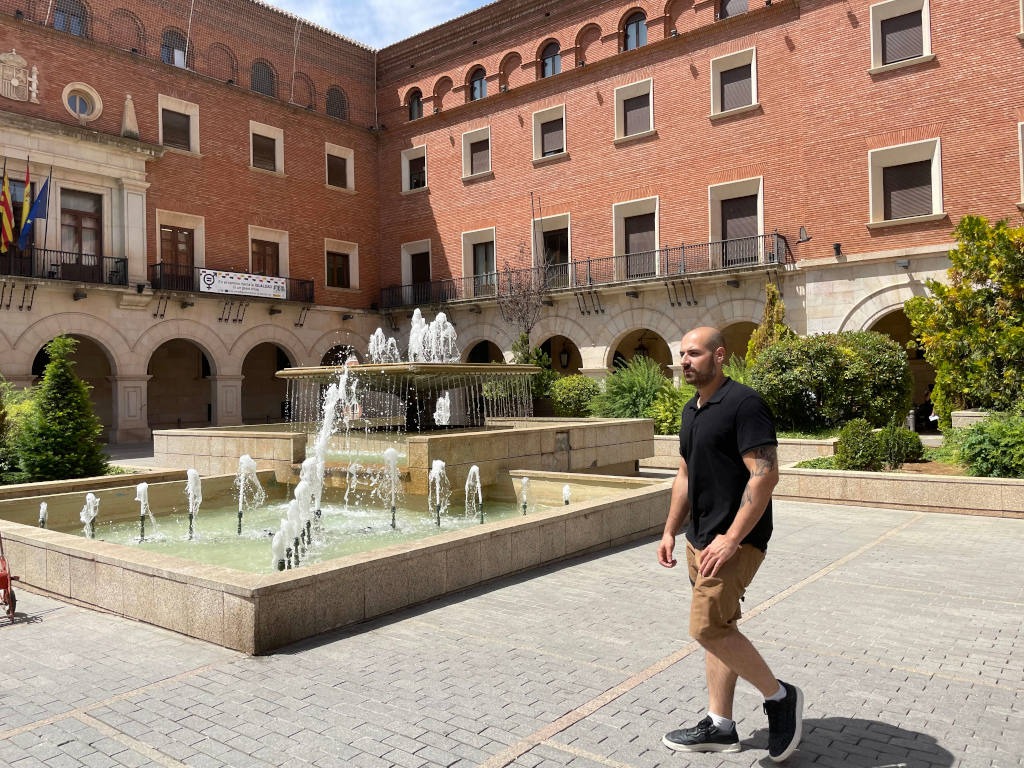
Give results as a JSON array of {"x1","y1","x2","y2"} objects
[
  {"x1": 252, "y1": 134, "x2": 277, "y2": 171},
  {"x1": 720, "y1": 64, "x2": 752, "y2": 112},
  {"x1": 327, "y1": 154, "x2": 348, "y2": 188},
  {"x1": 473, "y1": 240, "x2": 495, "y2": 294},
  {"x1": 870, "y1": 0, "x2": 931, "y2": 71},
  {"x1": 711, "y1": 48, "x2": 757, "y2": 117},
  {"x1": 326, "y1": 251, "x2": 351, "y2": 288},
  {"x1": 159, "y1": 225, "x2": 195, "y2": 290},
  {"x1": 881, "y1": 11, "x2": 923, "y2": 64},
  {"x1": 408, "y1": 156, "x2": 426, "y2": 188},
  {"x1": 623, "y1": 93, "x2": 650, "y2": 137},
  {"x1": 59, "y1": 189, "x2": 102, "y2": 281},
  {"x1": 470, "y1": 139, "x2": 490, "y2": 175},
  {"x1": 721, "y1": 195, "x2": 759, "y2": 266},
  {"x1": 251, "y1": 239, "x2": 280, "y2": 276},
  {"x1": 720, "y1": 0, "x2": 749, "y2": 19},
  {"x1": 883, "y1": 160, "x2": 932, "y2": 219},
  {"x1": 624, "y1": 213, "x2": 656, "y2": 278},
  {"x1": 161, "y1": 109, "x2": 191, "y2": 151},
  {"x1": 541, "y1": 119, "x2": 564, "y2": 156}
]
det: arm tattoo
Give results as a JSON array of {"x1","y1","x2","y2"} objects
[
  {"x1": 751, "y1": 445, "x2": 777, "y2": 477},
  {"x1": 740, "y1": 486, "x2": 753, "y2": 508}
]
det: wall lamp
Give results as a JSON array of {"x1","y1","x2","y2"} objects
[
  {"x1": 726, "y1": 279, "x2": 740, "y2": 288},
  {"x1": 180, "y1": 300, "x2": 194, "y2": 309},
  {"x1": 833, "y1": 243, "x2": 843, "y2": 258},
  {"x1": 135, "y1": 282, "x2": 146, "y2": 294},
  {"x1": 268, "y1": 306, "x2": 282, "y2": 315},
  {"x1": 72, "y1": 287, "x2": 87, "y2": 301},
  {"x1": 796, "y1": 226, "x2": 812, "y2": 243},
  {"x1": 341, "y1": 313, "x2": 354, "y2": 321},
  {"x1": 559, "y1": 348, "x2": 569, "y2": 368},
  {"x1": 895, "y1": 258, "x2": 910, "y2": 269}
]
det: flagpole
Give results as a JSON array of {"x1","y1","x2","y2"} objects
[{"x1": 42, "y1": 166, "x2": 53, "y2": 254}]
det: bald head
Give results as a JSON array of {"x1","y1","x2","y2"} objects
[
  {"x1": 683, "y1": 327, "x2": 727, "y2": 356},
  {"x1": 679, "y1": 326, "x2": 727, "y2": 393}
]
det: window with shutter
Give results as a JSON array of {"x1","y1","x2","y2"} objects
[
  {"x1": 721, "y1": 195, "x2": 758, "y2": 266},
  {"x1": 327, "y1": 155, "x2": 348, "y2": 188},
  {"x1": 162, "y1": 109, "x2": 190, "y2": 150},
  {"x1": 623, "y1": 93, "x2": 650, "y2": 136},
  {"x1": 720, "y1": 0, "x2": 749, "y2": 19},
  {"x1": 883, "y1": 160, "x2": 931, "y2": 219},
  {"x1": 541, "y1": 119, "x2": 564, "y2": 156},
  {"x1": 252, "y1": 134, "x2": 276, "y2": 171},
  {"x1": 470, "y1": 139, "x2": 490, "y2": 175},
  {"x1": 720, "y1": 64, "x2": 752, "y2": 112},
  {"x1": 625, "y1": 213, "x2": 656, "y2": 278},
  {"x1": 881, "y1": 11, "x2": 923, "y2": 64},
  {"x1": 326, "y1": 251, "x2": 351, "y2": 288},
  {"x1": 408, "y1": 156, "x2": 426, "y2": 188}
]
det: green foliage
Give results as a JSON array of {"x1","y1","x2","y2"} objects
[
  {"x1": 511, "y1": 333, "x2": 559, "y2": 400},
  {"x1": 723, "y1": 354, "x2": 749, "y2": 385},
  {"x1": 877, "y1": 422, "x2": 925, "y2": 470},
  {"x1": 748, "y1": 331, "x2": 911, "y2": 431},
  {"x1": 0, "y1": 379, "x2": 36, "y2": 476},
  {"x1": 794, "y1": 456, "x2": 837, "y2": 469},
  {"x1": 14, "y1": 336, "x2": 108, "y2": 481},
  {"x1": 957, "y1": 412, "x2": 1024, "y2": 478},
  {"x1": 905, "y1": 215, "x2": 1024, "y2": 426},
  {"x1": 550, "y1": 375, "x2": 600, "y2": 417},
  {"x1": 590, "y1": 355, "x2": 668, "y2": 420},
  {"x1": 746, "y1": 283, "x2": 795, "y2": 365},
  {"x1": 834, "y1": 419, "x2": 883, "y2": 471},
  {"x1": 647, "y1": 380, "x2": 697, "y2": 435}
]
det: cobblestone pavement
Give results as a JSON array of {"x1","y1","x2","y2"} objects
[{"x1": 1, "y1": 501, "x2": 1021, "y2": 767}]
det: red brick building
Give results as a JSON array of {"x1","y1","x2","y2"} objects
[{"x1": 0, "y1": 0, "x2": 1020, "y2": 440}]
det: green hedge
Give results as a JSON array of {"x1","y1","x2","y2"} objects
[
  {"x1": 550, "y1": 375, "x2": 600, "y2": 417},
  {"x1": 958, "y1": 412, "x2": 1024, "y2": 478}
]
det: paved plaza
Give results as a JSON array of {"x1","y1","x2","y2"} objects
[{"x1": 1, "y1": 500, "x2": 1021, "y2": 767}]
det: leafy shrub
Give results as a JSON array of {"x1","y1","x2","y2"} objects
[
  {"x1": 794, "y1": 456, "x2": 837, "y2": 469},
  {"x1": 511, "y1": 333, "x2": 559, "y2": 400},
  {"x1": 1, "y1": 380, "x2": 36, "y2": 478},
  {"x1": 647, "y1": 380, "x2": 696, "y2": 435},
  {"x1": 834, "y1": 418, "x2": 883, "y2": 471},
  {"x1": 550, "y1": 375, "x2": 600, "y2": 417},
  {"x1": 590, "y1": 356, "x2": 668, "y2": 420},
  {"x1": 877, "y1": 423, "x2": 925, "y2": 470},
  {"x1": 748, "y1": 331, "x2": 911, "y2": 431},
  {"x1": 958, "y1": 412, "x2": 1024, "y2": 478},
  {"x1": 14, "y1": 336, "x2": 108, "y2": 481},
  {"x1": 723, "y1": 355, "x2": 749, "y2": 385},
  {"x1": 746, "y1": 282, "x2": 795, "y2": 365}
]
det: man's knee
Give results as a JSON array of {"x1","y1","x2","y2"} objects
[{"x1": 691, "y1": 620, "x2": 738, "y2": 648}]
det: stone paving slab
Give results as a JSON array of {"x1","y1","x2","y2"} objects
[{"x1": 1, "y1": 500, "x2": 1022, "y2": 767}]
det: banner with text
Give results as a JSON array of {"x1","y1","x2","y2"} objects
[{"x1": 199, "y1": 269, "x2": 287, "y2": 299}]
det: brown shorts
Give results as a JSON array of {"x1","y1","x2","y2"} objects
[{"x1": 685, "y1": 538, "x2": 765, "y2": 642}]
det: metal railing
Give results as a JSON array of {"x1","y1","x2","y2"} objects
[
  {"x1": 148, "y1": 262, "x2": 315, "y2": 303},
  {"x1": 0, "y1": 247, "x2": 128, "y2": 286},
  {"x1": 379, "y1": 232, "x2": 785, "y2": 309}
]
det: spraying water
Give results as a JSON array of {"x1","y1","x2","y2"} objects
[
  {"x1": 428, "y1": 459, "x2": 450, "y2": 526},
  {"x1": 433, "y1": 391, "x2": 451, "y2": 427},
  {"x1": 520, "y1": 477, "x2": 530, "y2": 515},
  {"x1": 38, "y1": 501, "x2": 47, "y2": 528},
  {"x1": 371, "y1": 447, "x2": 403, "y2": 529},
  {"x1": 80, "y1": 492, "x2": 99, "y2": 538},
  {"x1": 135, "y1": 482, "x2": 155, "y2": 541},
  {"x1": 465, "y1": 465, "x2": 483, "y2": 522},
  {"x1": 367, "y1": 328, "x2": 401, "y2": 363},
  {"x1": 408, "y1": 309, "x2": 460, "y2": 363},
  {"x1": 186, "y1": 469, "x2": 202, "y2": 540},
  {"x1": 562, "y1": 484, "x2": 571, "y2": 506},
  {"x1": 235, "y1": 455, "x2": 267, "y2": 534}
]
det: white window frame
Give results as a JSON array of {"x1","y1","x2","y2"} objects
[
  {"x1": 530, "y1": 212, "x2": 571, "y2": 267},
  {"x1": 248, "y1": 225, "x2": 289, "y2": 276},
  {"x1": 613, "y1": 79, "x2": 654, "y2": 141},
  {"x1": 324, "y1": 238, "x2": 358, "y2": 290},
  {"x1": 325, "y1": 142, "x2": 355, "y2": 192},
  {"x1": 401, "y1": 239, "x2": 432, "y2": 285},
  {"x1": 867, "y1": 138, "x2": 944, "y2": 228},
  {"x1": 249, "y1": 120, "x2": 284, "y2": 174},
  {"x1": 708, "y1": 176, "x2": 763, "y2": 242},
  {"x1": 532, "y1": 104, "x2": 566, "y2": 162},
  {"x1": 461, "y1": 227, "x2": 497, "y2": 296},
  {"x1": 62, "y1": 81, "x2": 103, "y2": 123},
  {"x1": 462, "y1": 126, "x2": 492, "y2": 179},
  {"x1": 401, "y1": 145, "x2": 428, "y2": 193},
  {"x1": 710, "y1": 48, "x2": 758, "y2": 119},
  {"x1": 157, "y1": 94, "x2": 200, "y2": 153},
  {"x1": 869, "y1": 0, "x2": 934, "y2": 73},
  {"x1": 155, "y1": 210, "x2": 206, "y2": 268}
]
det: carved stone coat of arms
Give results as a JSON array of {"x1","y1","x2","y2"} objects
[{"x1": 1, "y1": 50, "x2": 39, "y2": 104}]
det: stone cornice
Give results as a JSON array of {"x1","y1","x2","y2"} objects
[{"x1": 0, "y1": 109, "x2": 164, "y2": 157}]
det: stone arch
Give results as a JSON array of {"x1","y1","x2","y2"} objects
[
  {"x1": 206, "y1": 42, "x2": 238, "y2": 83},
  {"x1": 230, "y1": 325, "x2": 307, "y2": 370},
  {"x1": 457, "y1": 319, "x2": 519, "y2": 361},
  {"x1": 664, "y1": 0, "x2": 694, "y2": 36},
  {"x1": 499, "y1": 51, "x2": 524, "y2": 89},
  {"x1": 108, "y1": 7, "x2": 146, "y2": 54},
  {"x1": 291, "y1": 72, "x2": 316, "y2": 108},
  {"x1": 135, "y1": 319, "x2": 231, "y2": 375},
  {"x1": 14, "y1": 312, "x2": 131, "y2": 376},
  {"x1": 308, "y1": 330, "x2": 370, "y2": 366},
  {"x1": 433, "y1": 76, "x2": 453, "y2": 110},
  {"x1": 531, "y1": 313, "x2": 593, "y2": 353},
  {"x1": 575, "y1": 24, "x2": 603, "y2": 66},
  {"x1": 838, "y1": 282, "x2": 929, "y2": 332}
]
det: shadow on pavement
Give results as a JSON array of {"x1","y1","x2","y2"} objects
[{"x1": 749, "y1": 717, "x2": 955, "y2": 767}]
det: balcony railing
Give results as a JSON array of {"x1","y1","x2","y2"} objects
[
  {"x1": 149, "y1": 262, "x2": 315, "y2": 303},
  {"x1": 380, "y1": 232, "x2": 785, "y2": 309},
  {"x1": 0, "y1": 247, "x2": 128, "y2": 286}
]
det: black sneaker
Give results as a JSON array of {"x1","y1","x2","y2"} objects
[
  {"x1": 662, "y1": 716, "x2": 740, "y2": 753},
  {"x1": 763, "y1": 681, "x2": 803, "y2": 762}
]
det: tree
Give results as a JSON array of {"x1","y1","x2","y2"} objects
[
  {"x1": 905, "y1": 215, "x2": 1024, "y2": 423},
  {"x1": 511, "y1": 332, "x2": 558, "y2": 400},
  {"x1": 15, "y1": 336, "x2": 108, "y2": 481},
  {"x1": 746, "y1": 282, "x2": 795, "y2": 365}
]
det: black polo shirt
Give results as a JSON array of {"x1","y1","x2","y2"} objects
[{"x1": 678, "y1": 378, "x2": 777, "y2": 552}]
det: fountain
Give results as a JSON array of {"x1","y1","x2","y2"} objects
[
  {"x1": 428, "y1": 460, "x2": 450, "y2": 526},
  {"x1": 37, "y1": 501, "x2": 47, "y2": 528},
  {"x1": 186, "y1": 469, "x2": 202, "y2": 539},
  {"x1": 235, "y1": 455, "x2": 266, "y2": 535},
  {"x1": 563, "y1": 483, "x2": 571, "y2": 506},
  {"x1": 135, "y1": 482, "x2": 155, "y2": 542},
  {"x1": 519, "y1": 477, "x2": 530, "y2": 515},
  {"x1": 465, "y1": 465, "x2": 483, "y2": 523},
  {"x1": 80, "y1": 493, "x2": 99, "y2": 538}
]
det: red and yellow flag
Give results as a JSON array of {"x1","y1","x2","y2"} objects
[{"x1": 0, "y1": 169, "x2": 16, "y2": 254}]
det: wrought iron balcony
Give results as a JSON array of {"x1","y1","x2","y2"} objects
[
  {"x1": 148, "y1": 262, "x2": 315, "y2": 303},
  {"x1": 0, "y1": 247, "x2": 128, "y2": 286},
  {"x1": 380, "y1": 232, "x2": 786, "y2": 310}
]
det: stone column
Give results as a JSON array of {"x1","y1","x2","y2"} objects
[
  {"x1": 211, "y1": 375, "x2": 245, "y2": 426},
  {"x1": 668, "y1": 364, "x2": 685, "y2": 387},
  {"x1": 118, "y1": 178, "x2": 150, "y2": 287},
  {"x1": 110, "y1": 374, "x2": 152, "y2": 444},
  {"x1": 577, "y1": 367, "x2": 609, "y2": 381},
  {"x1": 3, "y1": 374, "x2": 37, "y2": 390}
]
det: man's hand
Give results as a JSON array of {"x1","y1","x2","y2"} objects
[
  {"x1": 657, "y1": 532, "x2": 678, "y2": 568},
  {"x1": 697, "y1": 534, "x2": 739, "y2": 577}
]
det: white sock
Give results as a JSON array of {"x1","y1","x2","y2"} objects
[
  {"x1": 708, "y1": 712, "x2": 735, "y2": 732},
  {"x1": 765, "y1": 682, "x2": 787, "y2": 702}
]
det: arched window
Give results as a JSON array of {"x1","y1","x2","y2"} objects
[
  {"x1": 407, "y1": 89, "x2": 423, "y2": 120},
  {"x1": 623, "y1": 12, "x2": 648, "y2": 51},
  {"x1": 53, "y1": 0, "x2": 87, "y2": 37},
  {"x1": 468, "y1": 67, "x2": 486, "y2": 101},
  {"x1": 326, "y1": 86, "x2": 348, "y2": 119},
  {"x1": 161, "y1": 29, "x2": 188, "y2": 68},
  {"x1": 541, "y1": 42, "x2": 561, "y2": 78},
  {"x1": 250, "y1": 60, "x2": 277, "y2": 97}
]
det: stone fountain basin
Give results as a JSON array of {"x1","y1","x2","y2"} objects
[{"x1": 0, "y1": 471, "x2": 671, "y2": 654}]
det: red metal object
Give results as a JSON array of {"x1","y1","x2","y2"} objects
[{"x1": 0, "y1": 532, "x2": 18, "y2": 619}]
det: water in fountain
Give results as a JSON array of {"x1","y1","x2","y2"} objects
[
  {"x1": 80, "y1": 492, "x2": 99, "y2": 538},
  {"x1": 428, "y1": 459, "x2": 450, "y2": 526},
  {"x1": 519, "y1": 477, "x2": 530, "y2": 515},
  {"x1": 367, "y1": 328, "x2": 401, "y2": 364},
  {"x1": 371, "y1": 447, "x2": 403, "y2": 529},
  {"x1": 465, "y1": 465, "x2": 482, "y2": 522},
  {"x1": 408, "y1": 309, "x2": 460, "y2": 363},
  {"x1": 135, "y1": 482, "x2": 156, "y2": 541},
  {"x1": 235, "y1": 455, "x2": 267, "y2": 535},
  {"x1": 433, "y1": 391, "x2": 451, "y2": 427},
  {"x1": 563, "y1": 483, "x2": 571, "y2": 506},
  {"x1": 186, "y1": 469, "x2": 202, "y2": 539},
  {"x1": 38, "y1": 501, "x2": 47, "y2": 528}
]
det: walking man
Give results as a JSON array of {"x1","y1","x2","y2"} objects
[{"x1": 657, "y1": 326, "x2": 802, "y2": 761}]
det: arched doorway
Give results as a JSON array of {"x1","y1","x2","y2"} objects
[
  {"x1": 321, "y1": 344, "x2": 360, "y2": 365},
  {"x1": 32, "y1": 335, "x2": 115, "y2": 441},
  {"x1": 539, "y1": 335, "x2": 580, "y2": 374},
  {"x1": 147, "y1": 339, "x2": 214, "y2": 428},
  {"x1": 722, "y1": 321, "x2": 756, "y2": 364},
  {"x1": 869, "y1": 308, "x2": 934, "y2": 427},
  {"x1": 613, "y1": 329, "x2": 672, "y2": 375},
  {"x1": 466, "y1": 340, "x2": 503, "y2": 363},
  {"x1": 242, "y1": 343, "x2": 292, "y2": 423}
]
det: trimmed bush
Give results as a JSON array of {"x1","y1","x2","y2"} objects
[
  {"x1": 834, "y1": 419, "x2": 883, "y2": 471},
  {"x1": 877, "y1": 423, "x2": 925, "y2": 470},
  {"x1": 550, "y1": 375, "x2": 600, "y2": 417},
  {"x1": 590, "y1": 356, "x2": 668, "y2": 420},
  {"x1": 748, "y1": 331, "x2": 911, "y2": 432},
  {"x1": 647, "y1": 380, "x2": 696, "y2": 435},
  {"x1": 958, "y1": 412, "x2": 1024, "y2": 478}
]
